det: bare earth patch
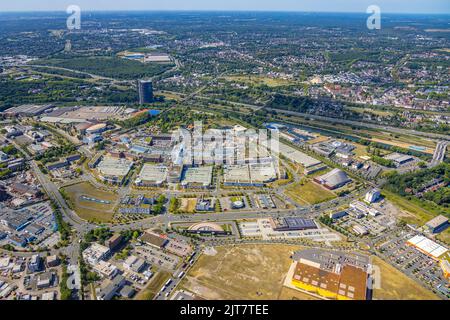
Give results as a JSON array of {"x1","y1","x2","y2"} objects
[{"x1": 181, "y1": 244, "x2": 301, "y2": 300}]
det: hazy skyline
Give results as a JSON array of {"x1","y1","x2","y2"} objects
[{"x1": 0, "y1": 0, "x2": 449, "y2": 14}]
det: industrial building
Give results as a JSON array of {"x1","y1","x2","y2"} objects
[
  {"x1": 123, "y1": 255, "x2": 147, "y2": 273},
  {"x1": 406, "y1": 235, "x2": 448, "y2": 260},
  {"x1": 3, "y1": 104, "x2": 54, "y2": 117},
  {"x1": 352, "y1": 224, "x2": 369, "y2": 236},
  {"x1": 86, "y1": 123, "x2": 107, "y2": 135},
  {"x1": 223, "y1": 162, "x2": 278, "y2": 187},
  {"x1": 425, "y1": 215, "x2": 449, "y2": 234},
  {"x1": 314, "y1": 169, "x2": 351, "y2": 190},
  {"x1": 364, "y1": 189, "x2": 381, "y2": 204},
  {"x1": 330, "y1": 210, "x2": 348, "y2": 220},
  {"x1": 139, "y1": 231, "x2": 169, "y2": 249},
  {"x1": 270, "y1": 217, "x2": 317, "y2": 232},
  {"x1": 275, "y1": 141, "x2": 322, "y2": 168},
  {"x1": 349, "y1": 201, "x2": 380, "y2": 217},
  {"x1": 181, "y1": 166, "x2": 213, "y2": 189},
  {"x1": 97, "y1": 274, "x2": 126, "y2": 300},
  {"x1": 40, "y1": 106, "x2": 136, "y2": 124},
  {"x1": 96, "y1": 156, "x2": 134, "y2": 185},
  {"x1": 135, "y1": 164, "x2": 168, "y2": 187},
  {"x1": 290, "y1": 249, "x2": 369, "y2": 300},
  {"x1": 384, "y1": 153, "x2": 415, "y2": 167}
]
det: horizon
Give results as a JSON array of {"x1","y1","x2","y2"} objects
[
  {"x1": 0, "y1": 0, "x2": 449, "y2": 14},
  {"x1": 1, "y1": 9, "x2": 450, "y2": 16}
]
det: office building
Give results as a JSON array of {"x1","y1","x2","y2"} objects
[{"x1": 138, "y1": 80, "x2": 154, "y2": 104}]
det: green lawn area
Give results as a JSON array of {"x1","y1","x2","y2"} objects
[
  {"x1": 437, "y1": 229, "x2": 450, "y2": 246},
  {"x1": 285, "y1": 180, "x2": 337, "y2": 205},
  {"x1": 32, "y1": 56, "x2": 174, "y2": 80},
  {"x1": 224, "y1": 75, "x2": 298, "y2": 87},
  {"x1": 63, "y1": 182, "x2": 118, "y2": 223}
]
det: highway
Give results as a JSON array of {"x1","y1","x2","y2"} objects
[
  {"x1": 264, "y1": 108, "x2": 450, "y2": 141},
  {"x1": 190, "y1": 93, "x2": 450, "y2": 141},
  {"x1": 430, "y1": 140, "x2": 449, "y2": 167}
]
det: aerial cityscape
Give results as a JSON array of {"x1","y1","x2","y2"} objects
[{"x1": 0, "y1": 1, "x2": 449, "y2": 306}]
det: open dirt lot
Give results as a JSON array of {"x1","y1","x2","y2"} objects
[
  {"x1": 179, "y1": 198, "x2": 198, "y2": 213},
  {"x1": 180, "y1": 244, "x2": 302, "y2": 300}
]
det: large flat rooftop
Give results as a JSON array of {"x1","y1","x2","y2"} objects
[
  {"x1": 40, "y1": 106, "x2": 137, "y2": 123},
  {"x1": 136, "y1": 164, "x2": 168, "y2": 184},
  {"x1": 181, "y1": 166, "x2": 214, "y2": 187},
  {"x1": 97, "y1": 157, "x2": 133, "y2": 177}
]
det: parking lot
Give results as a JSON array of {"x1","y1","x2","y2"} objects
[
  {"x1": 378, "y1": 231, "x2": 448, "y2": 297},
  {"x1": 134, "y1": 244, "x2": 180, "y2": 271}
]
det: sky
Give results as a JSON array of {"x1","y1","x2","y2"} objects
[{"x1": 0, "y1": 0, "x2": 449, "y2": 14}]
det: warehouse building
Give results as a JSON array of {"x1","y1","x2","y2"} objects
[
  {"x1": 407, "y1": 235, "x2": 448, "y2": 261},
  {"x1": 86, "y1": 123, "x2": 107, "y2": 135},
  {"x1": 425, "y1": 215, "x2": 449, "y2": 234},
  {"x1": 314, "y1": 169, "x2": 351, "y2": 190},
  {"x1": 181, "y1": 166, "x2": 213, "y2": 189},
  {"x1": 135, "y1": 164, "x2": 168, "y2": 187},
  {"x1": 330, "y1": 210, "x2": 348, "y2": 220},
  {"x1": 384, "y1": 153, "x2": 415, "y2": 167},
  {"x1": 364, "y1": 189, "x2": 381, "y2": 204},
  {"x1": 3, "y1": 104, "x2": 53, "y2": 117},
  {"x1": 223, "y1": 162, "x2": 278, "y2": 187},
  {"x1": 270, "y1": 217, "x2": 317, "y2": 232},
  {"x1": 139, "y1": 231, "x2": 169, "y2": 249},
  {"x1": 97, "y1": 274, "x2": 126, "y2": 301},
  {"x1": 275, "y1": 141, "x2": 322, "y2": 168},
  {"x1": 96, "y1": 156, "x2": 133, "y2": 185},
  {"x1": 291, "y1": 249, "x2": 370, "y2": 300}
]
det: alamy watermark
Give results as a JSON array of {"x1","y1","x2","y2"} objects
[
  {"x1": 66, "y1": 5, "x2": 81, "y2": 30},
  {"x1": 170, "y1": 121, "x2": 280, "y2": 169},
  {"x1": 367, "y1": 5, "x2": 381, "y2": 30}
]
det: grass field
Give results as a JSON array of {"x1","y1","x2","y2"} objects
[
  {"x1": 135, "y1": 271, "x2": 171, "y2": 300},
  {"x1": 224, "y1": 75, "x2": 297, "y2": 87},
  {"x1": 437, "y1": 229, "x2": 450, "y2": 245},
  {"x1": 180, "y1": 244, "x2": 301, "y2": 300},
  {"x1": 347, "y1": 106, "x2": 393, "y2": 117},
  {"x1": 158, "y1": 90, "x2": 184, "y2": 101},
  {"x1": 371, "y1": 138, "x2": 434, "y2": 154},
  {"x1": 285, "y1": 180, "x2": 337, "y2": 205},
  {"x1": 371, "y1": 256, "x2": 440, "y2": 300},
  {"x1": 382, "y1": 190, "x2": 440, "y2": 225},
  {"x1": 63, "y1": 182, "x2": 118, "y2": 222},
  {"x1": 353, "y1": 143, "x2": 371, "y2": 158}
]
